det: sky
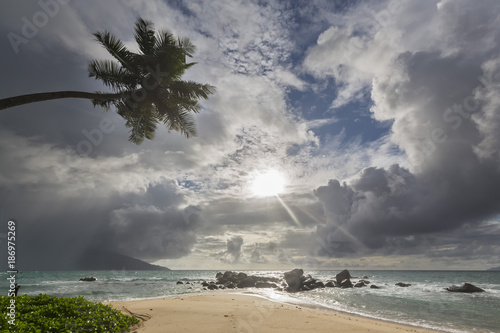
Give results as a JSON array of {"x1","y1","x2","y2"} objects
[{"x1": 0, "y1": 0, "x2": 499, "y2": 271}]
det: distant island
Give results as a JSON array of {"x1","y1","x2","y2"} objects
[
  {"x1": 487, "y1": 266, "x2": 500, "y2": 271},
  {"x1": 77, "y1": 249, "x2": 170, "y2": 271}
]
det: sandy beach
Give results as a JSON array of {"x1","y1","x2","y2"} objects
[{"x1": 108, "y1": 293, "x2": 439, "y2": 333}]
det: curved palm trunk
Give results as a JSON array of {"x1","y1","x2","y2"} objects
[{"x1": 0, "y1": 91, "x2": 122, "y2": 111}]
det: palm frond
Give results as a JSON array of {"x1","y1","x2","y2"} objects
[
  {"x1": 116, "y1": 99, "x2": 159, "y2": 144},
  {"x1": 91, "y1": 98, "x2": 114, "y2": 110},
  {"x1": 154, "y1": 30, "x2": 176, "y2": 53},
  {"x1": 157, "y1": 102, "x2": 198, "y2": 137},
  {"x1": 171, "y1": 111, "x2": 197, "y2": 137},
  {"x1": 177, "y1": 37, "x2": 196, "y2": 57},
  {"x1": 155, "y1": 31, "x2": 187, "y2": 74},
  {"x1": 151, "y1": 90, "x2": 194, "y2": 132},
  {"x1": 88, "y1": 60, "x2": 137, "y2": 91},
  {"x1": 168, "y1": 80, "x2": 216, "y2": 101},
  {"x1": 134, "y1": 18, "x2": 157, "y2": 56},
  {"x1": 93, "y1": 31, "x2": 134, "y2": 71}
]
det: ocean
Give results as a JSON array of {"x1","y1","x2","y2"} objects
[{"x1": 1, "y1": 270, "x2": 499, "y2": 332}]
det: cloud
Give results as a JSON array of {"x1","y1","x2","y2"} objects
[
  {"x1": 304, "y1": 0, "x2": 500, "y2": 262},
  {"x1": 226, "y1": 235, "x2": 244, "y2": 262},
  {"x1": 106, "y1": 203, "x2": 202, "y2": 260},
  {"x1": 215, "y1": 235, "x2": 244, "y2": 264},
  {"x1": 250, "y1": 247, "x2": 268, "y2": 264},
  {"x1": 473, "y1": 58, "x2": 500, "y2": 162}
]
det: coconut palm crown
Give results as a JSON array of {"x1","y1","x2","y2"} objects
[{"x1": 0, "y1": 17, "x2": 215, "y2": 144}]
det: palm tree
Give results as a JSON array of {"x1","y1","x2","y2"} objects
[{"x1": 0, "y1": 18, "x2": 215, "y2": 144}]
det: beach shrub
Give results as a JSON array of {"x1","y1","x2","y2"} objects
[{"x1": 0, "y1": 294, "x2": 138, "y2": 332}]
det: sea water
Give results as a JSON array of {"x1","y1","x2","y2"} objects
[{"x1": 1, "y1": 270, "x2": 499, "y2": 332}]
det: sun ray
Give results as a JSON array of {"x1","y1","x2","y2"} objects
[{"x1": 276, "y1": 195, "x2": 302, "y2": 227}]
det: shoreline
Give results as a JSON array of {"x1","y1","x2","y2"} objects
[{"x1": 107, "y1": 293, "x2": 441, "y2": 333}]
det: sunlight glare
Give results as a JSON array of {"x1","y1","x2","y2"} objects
[{"x1": 251, "y1": 170, "x2": 286, "y2": 197}]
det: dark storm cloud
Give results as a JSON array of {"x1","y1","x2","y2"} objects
[
  {"x1": 105, "y1": 204, "x2": 203, "y2": 261},
  {"x1": 6, "y1": 185, "x2": 203, "y2": 270}
]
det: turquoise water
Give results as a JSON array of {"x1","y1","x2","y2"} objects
[{"x1": 1, "y1": 270, "x2": 499, "y2": 332}]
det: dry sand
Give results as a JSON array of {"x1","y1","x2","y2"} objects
[{"x1": 108, "y1": 293, "x2": 439, "y2": 333}]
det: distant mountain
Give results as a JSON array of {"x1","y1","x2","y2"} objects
[
  {"x1": 487, "y1": 266, "x2": 500, "y2": 271},
  {"x1": 77, "y1": 249, "x2": 170, "y2": 271}
]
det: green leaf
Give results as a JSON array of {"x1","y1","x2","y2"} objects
[{"x1": 0, "y1": 295, "x2": 138, "y2": 333}]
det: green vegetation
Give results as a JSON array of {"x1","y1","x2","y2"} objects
[{"x1": 0, "y1": 294, "x2": 138, "y2": 332}]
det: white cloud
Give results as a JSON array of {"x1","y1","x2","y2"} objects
[{"x1": 472, "y1": 57, "x2": 500, "y2": 163}]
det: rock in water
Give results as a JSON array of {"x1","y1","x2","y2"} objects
[
  {"x1": 339, "y1": 278, "x2": 353, "y2": 288},
  {"x1": 284, "y1": 268, "x2": 304, "y2": 292},
  {"x1": 314, "y1": 281, "x2": 325, "y2": 288},
  {"x1": 207, "y1": 284, "x2": 218, "y2": 290},
  {"x1": 224, "y1": 282, "x2": 236, "y2": 289},
  {"x1": 335, "y1": 270, "x2": 352, "y2": 284},
  {"x1": 237, "y1": 277, "x2": 256, "y2": 288},
  {"x1": 79, "y1": 277, "x2": 97, "y2": 282},
  {"x1": 255, "y1": 282, "x2": 278, "y2": 288},
  {"x1": 446, "y1": 283, "x2": 485, "y2": 293},
  {"x1": 324, "y1": 281, "x2": 336, "y2": 288},
  {"x1": 289, "y1": 268, "x2": 304, "y2": 277},
  {"x1": 395, "y1": 282, "x2": 411, "y2": 287}
]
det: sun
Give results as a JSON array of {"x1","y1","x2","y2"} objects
[{"x1": 251, "y1": 170, "x2": 286, "y2": 197}]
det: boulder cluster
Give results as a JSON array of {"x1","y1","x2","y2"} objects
[
  {"x1": 191, "y1": 269, "x2": 379, "y2": 292},
  {"x1": 283, "y1": 269, "x2": 375, "y2": 291},
  {"x1": 195, "y1": 271, "x2": 280, "y2": 290},
  {"x1": 79, "y1": 276, "x2": 97, "y2": 282},
  {"x1": 178, "y1": 268, "x2": 485, "y2": 294}
]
